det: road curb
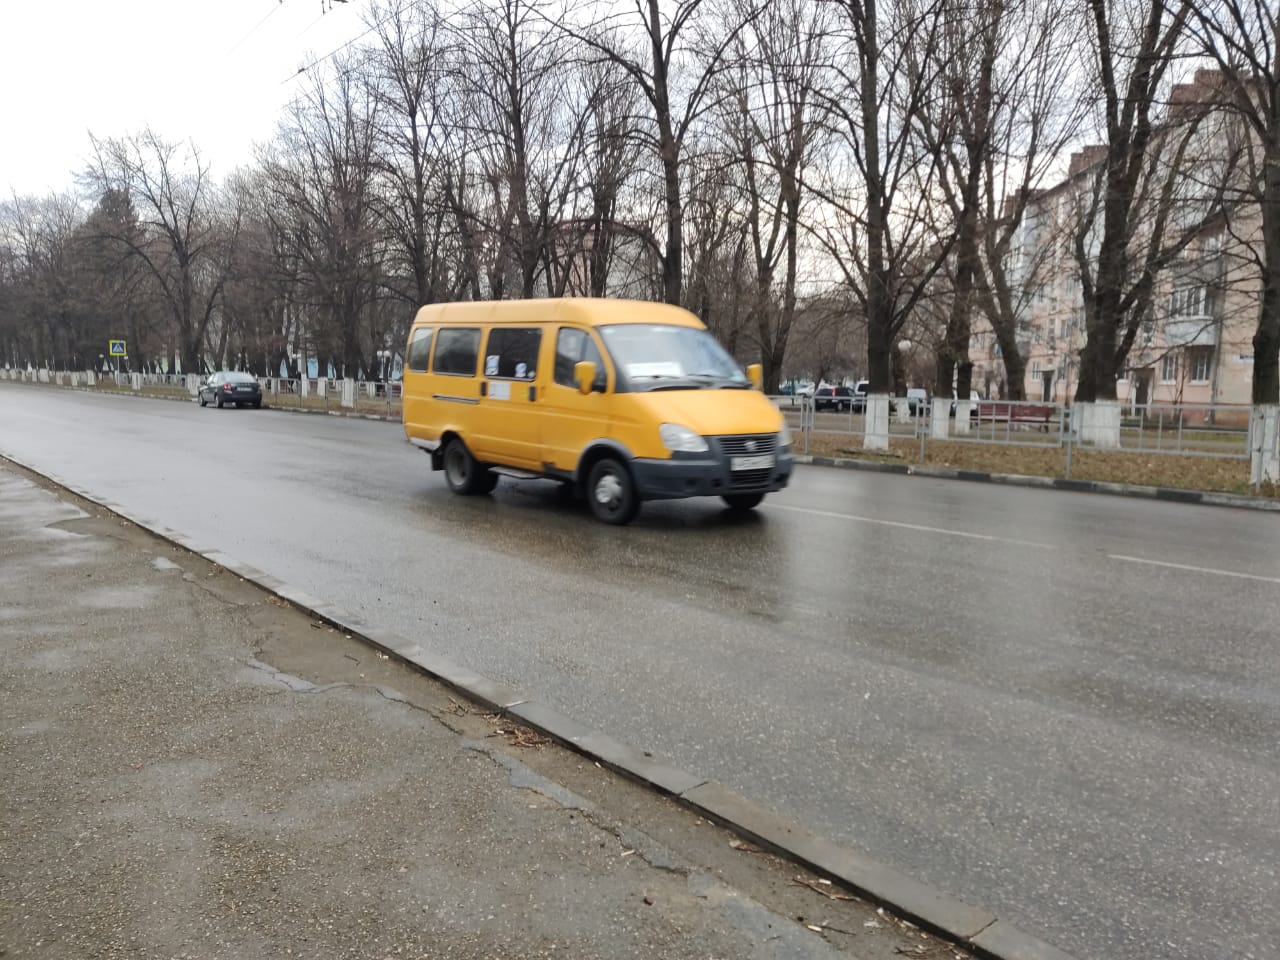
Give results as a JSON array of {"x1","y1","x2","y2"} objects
[
  {"x1": 795, "y1": 455, "x2": 1280, "y2": 512},
  {"x1": 1, "y1": 449, "x2": 1081, "y2": 960}
]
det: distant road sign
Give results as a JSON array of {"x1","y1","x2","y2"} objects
[{"x1": 108, "y1": 340, "x2": 127, "y2": 357}]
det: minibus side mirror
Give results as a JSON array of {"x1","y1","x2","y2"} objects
[
  {"x1": 746, "y1": 363, "x2": 763, "y2": 391},
  {"x1": 574, "y1": 360, "x2": 598, "y2": 395}
]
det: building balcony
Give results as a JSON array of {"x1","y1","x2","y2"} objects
[{"x1": 1164, "y1": 315, "x2": 1216, "y2": 347}]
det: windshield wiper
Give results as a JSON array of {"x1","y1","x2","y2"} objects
[
  {"x1": 645, "y1": 380, "x2": 707, "y2": 391},
  {"x1": 686, "y1": 373, "x2": 750, "y2": 388}
]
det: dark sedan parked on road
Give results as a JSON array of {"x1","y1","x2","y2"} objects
[{"x1": 199, "y1": 372, "x2": 263, "y2": 409}]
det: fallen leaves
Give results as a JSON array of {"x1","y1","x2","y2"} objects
[
  {"x1": 791, "y1": 876, "x2": 858, "y2": 902},
  {"x1": 487, "y1": 723, "x2": 549, "y2": 749}
]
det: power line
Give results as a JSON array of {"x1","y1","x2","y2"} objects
[
  {"x1": 284, "y1": 2, "x2": 393, "y2": 84},
  {"x1": 227, "y1": 0, "x2": 289, "y2": 57}
]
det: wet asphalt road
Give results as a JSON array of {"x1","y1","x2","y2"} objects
[{"x1": 3, "y1": 384, "x2": 1279, "y2": 960}]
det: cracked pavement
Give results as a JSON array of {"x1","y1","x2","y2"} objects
[{"x1": 0, "y1": 463, "x2": 963, "y2": 960}]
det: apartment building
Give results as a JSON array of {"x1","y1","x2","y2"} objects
[{"x1": 970, "y1": 70, "x2": 1261, "y2": 424}]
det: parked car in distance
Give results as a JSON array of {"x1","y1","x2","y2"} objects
[
  {"x1": 906, "y1": 388, "x2": 928, "y2": 415},
  {"x1": 199, "y1": 371, "x2": 263, "y2": 409},
  {"x1": 813, "y1": 385, "x2": 854, "y2": 412},
  {"x1": 851, "y1": 380, "x2": 869, "y2": 412}
]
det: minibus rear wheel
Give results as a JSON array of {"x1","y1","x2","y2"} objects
[
  {"x1": 443, "y1": 437, "x2": 497, "y2": 495},
  {"x1": 586, "y1": 457, "x2": 640, "y2": 525}
]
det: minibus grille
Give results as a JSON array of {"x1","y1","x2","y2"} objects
[{"x1": 717, "y1": 434, "x2": 778, "y2": 456}]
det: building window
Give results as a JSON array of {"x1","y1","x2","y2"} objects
[
  {"x1": 1031, "y1": 360, "x2": 1041, "y2": 379},
  {"x1": 1161, "y1": 353, "x2": 1178, "y2": 383},
  {"x1": 1169, "y1": 286, "x2": 1205, "y2": 317},
  {"x1": 1188, "y1": 348, "x2": 1211, "y2": 383}
]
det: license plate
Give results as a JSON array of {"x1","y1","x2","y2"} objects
[{"x1": 731, "y1": 454, "x2": 775, "y2": 471}]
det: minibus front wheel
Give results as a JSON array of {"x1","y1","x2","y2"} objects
[
  {"x1": 443, "y1": 437, "x2": 498, "y2": 495},
  {"x1": 587, "y1": 457, "x2": 640, "y2": 525}
]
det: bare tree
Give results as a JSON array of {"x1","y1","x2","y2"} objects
[
  {"x1": 717, "y1": 0, "x2": 828, "y2": 391},
  {"x1": 682, "y1": 151, "x2": 754, "y2": 351},
  {"x1": 452, "y1": 0, "x2": 584, "y2": 298},
  {"x1": 543, "y1": 60, "x2": 650, "y2": 299},
  {"x1": 0, "y1": 194, "x2": 85, "y2": 370},
  {"x1": 554, "y1": 0, "x2": 758, "y2": 305},
  {"x1": 914, "y1": 0, "x2": 1084, "y2": 400},
  {"x1": 1187, "y1": 0, "x2": 1280, "y2": 404},
  {"x1": 217, "y1": 171, "x2": 301, "y2": 376},
  {"x1": 84, "y1": 130, "x2": 226, "y2": 374},
  {"x1": 1070, "y1": 0, "x2": 1202, "y2": 402},
  {"x1": 264, "y1": 57, "x2": 384, "y2": 377},
  {"x1": 809, "y1": 0, "x2": 956, "y2": 395},
  {"x1": 368, "y1": 0, "x2": 455, "y2": 311}
]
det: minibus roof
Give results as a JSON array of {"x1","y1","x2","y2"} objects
[{"x1": 412, "y1": 298, "x2": 704, "y2": 329}]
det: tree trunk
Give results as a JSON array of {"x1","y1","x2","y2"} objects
[
  {"x1": 1255, "y1": 161, "x2": 1280, "y2": 404},
  {"x1": 858, "y1": 0, "x2": 895, "y2": 394},
  {"x1": 648, "y1": 0, "x2": 682, "y2": 306},
  {"x1": 1077, "y1": 289, "x2": 1122, "y2": 401},
  {"x1": 990, "y1": 321, "x2": 1026, "y2": 400}
]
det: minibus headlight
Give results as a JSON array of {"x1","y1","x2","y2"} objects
[
  {"x1": 779, "y1": 424, "x2": 792, "y2": 448},
  {"x1": 659, "y1": 423, "x2": 709, "y2": 453}
]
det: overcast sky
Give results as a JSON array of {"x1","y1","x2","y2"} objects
[{"x1": 1, "y1": 0, "x2": 372, "y2": 198}]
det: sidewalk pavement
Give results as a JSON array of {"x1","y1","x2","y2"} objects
[{"x1": 0, "y1": 463, "x2": 956, "y2": 960}]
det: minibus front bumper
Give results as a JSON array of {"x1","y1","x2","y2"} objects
[{"x1": 630, "y1": 446, "x2": 794, "y2": 501}]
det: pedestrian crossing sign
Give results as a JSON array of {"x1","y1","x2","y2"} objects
[{"x1": 109, "y1": 340, "x2": 127, "y2": 357}]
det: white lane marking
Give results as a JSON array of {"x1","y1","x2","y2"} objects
[
  {"x1": 1107, "y1": 554, "x2": 1280, "y2": 585},
  {"x1": 769, "y1": 503, "x2": 1057, "y2": 550}
]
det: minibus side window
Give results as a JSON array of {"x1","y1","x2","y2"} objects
[
  {"x1": 406, "y1": 327, "x2": 433, "y2": 373},
  {"x1": 553, "y1": 328, "x2": 606, "y2": 390},
  {"x1": 433, "y1": 328, "x2": 481, "y2": 376},
  {"x1": 483, "y1": 328, "x2": 541, "y2": 380}
]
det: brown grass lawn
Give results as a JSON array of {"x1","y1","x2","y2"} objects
[{"x1": 804, "y1": 432, "x2": 1279, "y2": 499}]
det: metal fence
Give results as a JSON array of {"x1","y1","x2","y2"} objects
[
  {"x1": 772, "y1": 395, "x2": 928, "y2": 455},
  {"x1": 771, "y1": 393, "x2": 1268, "y2": 490}
]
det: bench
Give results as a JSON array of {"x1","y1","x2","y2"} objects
[{"x1": 976, "y1": 401, "x2": 1057, "y2": 431}]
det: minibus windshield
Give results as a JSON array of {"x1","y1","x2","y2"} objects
[{"x1": 599, "y1": 324, "x2": 748, "y2": 391}]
